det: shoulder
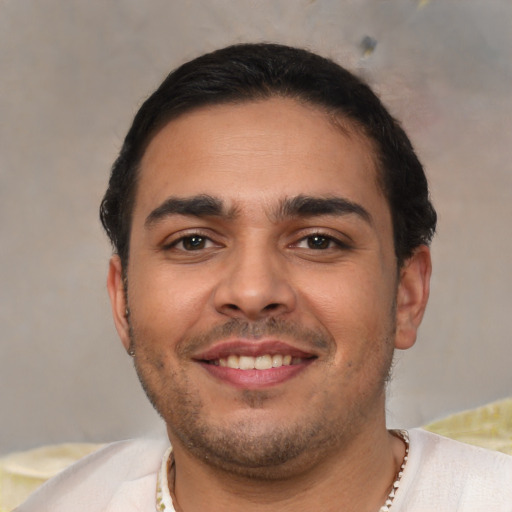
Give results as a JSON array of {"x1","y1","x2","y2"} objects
[
  {"x1": 409, "y1": 427, "x2": 512, "y2": 469},
  {"x1": 16, "y1": 436, "x2": 170, "y2": 512},
  {"x1": 394, "y1": 428, "x2": 512, "y2": 510}
]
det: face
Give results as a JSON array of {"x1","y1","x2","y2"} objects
[{"x1": 108, "y1": 98, "x2": 430, "y2": 477}]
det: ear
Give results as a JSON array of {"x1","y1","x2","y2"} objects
[
  {"x1": 107, "y1": 255, "x2": 131, "y2": 353},
  {"x1": 394, "y1": 245, "x2": 432, "y2": 350}
]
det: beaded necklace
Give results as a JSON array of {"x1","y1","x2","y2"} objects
[{"x1": 379, "y1": 429, "x2": 409, "y2": 512}]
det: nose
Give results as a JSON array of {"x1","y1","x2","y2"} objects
[{"x1": 213, "y1": 245, "x2": 297, "y2": 321}]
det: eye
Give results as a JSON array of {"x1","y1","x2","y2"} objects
[
  {"x1": 171, "y1": 234, "x2": 215, "y2": 251},
  {"x1": 305, "y1": 235, "x2": 332, "y2": 250},
  {"x1": 296, "y1": 234, "x2": 342, "y2": 250}
]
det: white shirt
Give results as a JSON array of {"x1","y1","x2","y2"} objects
[{"x1": 16, "y1": 429, "x2": 512, "y2": 511}]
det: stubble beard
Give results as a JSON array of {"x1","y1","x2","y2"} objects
[{"x1": 129, "y1": 317, "x2": 395, "y2": 480}]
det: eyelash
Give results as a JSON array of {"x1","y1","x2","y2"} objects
[
  {"x1": 164, "y1": 232, "x2": 218, "y2": 252},
  {"x1": 293, "y1": 232, "x2": 351, "y2": 251}
]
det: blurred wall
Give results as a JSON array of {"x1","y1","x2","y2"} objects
[{"x1": 1, "y1": 0, "x2": 511, "y2": 455}]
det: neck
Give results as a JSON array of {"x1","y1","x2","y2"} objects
[{"x1": 169, "y1": 422, "x2": 405, "y2": 512}]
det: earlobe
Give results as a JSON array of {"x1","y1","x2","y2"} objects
[
  {"x1": 107, "y1": 255, "x2": 131, "y2": 353},
  {"x1": 394, "y1": 245, "x2": 432, "y2": 350}
]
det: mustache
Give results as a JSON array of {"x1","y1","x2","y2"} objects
[{"x1": 177, "y1": 317, "x2": 333, "y2": 357}]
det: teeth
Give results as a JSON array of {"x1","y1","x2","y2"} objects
[
  {"x1": 272, "y1": 354, "x2": 283, "y2": 367},
  {"x1": 215, "y1": 354, "x2": 301, "y2": 370},
  {"x1": 239, "y1": 355, "x2": 254, "y2": 370},
  {"x1": 227, "y1": 355, "x2": 239, "y2": 368},
  {"x1": 255, "y1": 355, "x2": 273, "y2": 370}
]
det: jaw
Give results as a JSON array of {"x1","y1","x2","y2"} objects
[
  {"x1": 150, "y1": 352, "x2": 389, "y2": 479},
  {"x1": 129, "y1": 311, "x2": 396, "y2": 479},
  {"x1": 166, "y1": 383, "x2": 390, "y2": 484}
]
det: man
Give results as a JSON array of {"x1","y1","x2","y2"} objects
[{"x1": 18, "y1": 43, "x2": 512, "y2": 511}]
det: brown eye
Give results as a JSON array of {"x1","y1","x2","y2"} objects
[
  {"x1": 181, "y1": 235, "x2": 207, "y2": 250},
  {"x1": 306, "y1": 235, "x2": 332, "y2": 249}
]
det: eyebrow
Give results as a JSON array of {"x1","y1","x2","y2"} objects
[
  {"x1": 274, "y1": 195, "x2": 372, "y2": 225},
  {"x1": 144, "y1": 193, "x2": 372, "y2": 228},
  {"x1": 145, "y1": 194, "x2": 229, "y2": 227}
]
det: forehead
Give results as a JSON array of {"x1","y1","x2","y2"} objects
[{"x1": 135, "y1": 98, "x2": 387, "y2": 219}]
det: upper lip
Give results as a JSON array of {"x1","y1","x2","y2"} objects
[{"x1": 193, "y1": 339, "x2": 317, "y2": 361}]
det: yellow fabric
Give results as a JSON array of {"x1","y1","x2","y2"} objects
[
  {"x1": 1, "y1": 397, "x2": 511, "y2": 511},
  {"x1": 425, "y1": 397, "x2": 512, "y2": 455},
  {"x1": 0, "y1": 443, "x2": 104, "y2": 512}
]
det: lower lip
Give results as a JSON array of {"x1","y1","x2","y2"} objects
[{"x1": 199, "y1": 360, "x2": 313, "y2": 389}]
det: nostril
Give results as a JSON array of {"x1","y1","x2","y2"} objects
[{"x1": 263, "y1": 303, "x2": 280, "y2": 312}]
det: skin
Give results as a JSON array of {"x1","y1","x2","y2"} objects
[{"x1": 107, "y1": 98, "x2": 431, "y2": 511}]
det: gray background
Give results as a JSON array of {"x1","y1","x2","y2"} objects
[{"x1": 1, "y1": 0, "x2": 511, "y2": 456}]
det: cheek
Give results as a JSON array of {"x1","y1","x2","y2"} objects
[
  {"x1": 300, "y1": 267, "x2": 393, "y2": 330},
  {"x1": 128, "y1": 265, "x2": 214, "y2": 338},
  {"x1": 297, "y1": 266, "x2": 396, "y2": 367}
]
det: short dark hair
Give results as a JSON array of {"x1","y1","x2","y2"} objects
[{"x1": 100, "y1": 43, "x2": 436, "y2": 267}]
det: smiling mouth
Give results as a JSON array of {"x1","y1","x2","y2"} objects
[
  {"x1": 198, "y1": 345, "x2": 317, "y2": 388},
  {"x1": 206, "y1": 354, "x2": 311, "y2": 370}
]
